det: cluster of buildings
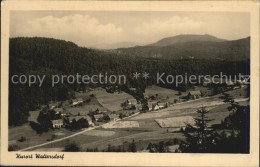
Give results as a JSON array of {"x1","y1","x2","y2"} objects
[{"x1": 50, "y1": 102, "x2": 120, "y2": 129}]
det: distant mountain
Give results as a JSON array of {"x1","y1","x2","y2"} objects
[
  {"x1": 149, "y1": 34, "x2": 226, "y2": 47},
  {"x1": 117, "y1": 36, "x2": 250, "y2": 61},
  {"x1": 90, "y1": 41, "x2": 141, "y2": 50}
]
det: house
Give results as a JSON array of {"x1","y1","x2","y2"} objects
[
  {"x1": 122, "y1": 99, "x2": 137, "y2": 110},
  {"x1": 85, "y1": 115, "x2": 94, "y2": 126},
  {"x1": 51, "y1": 119, "x2": 63, "y2": 128},
  {"x1": 152, "y1": 104, "x2": 160, "y2": 111},
  {"x1": 71, "y1": 98, "x2": 84, "y2": 106},
  {"x1": 109, "y1": 114, "x2": 119, "y2": 121},
  {"x1": 188, "y1": 91, "x2": 201, "y2": 100},
  {"x1": 127, "y1": 99, "x2": 137, "y2": 106},
  {"x1": 54, "y1": 108, "x2": 63, "y2": 114},
  {"x1": 158, "y1": 103, "x2": 167, "y2": 109},
  {"x1": 129, "y1": 88, "x2": 137, "y2": 93},
  {"x1": 94, "y1": 114, "x2": 103, "y2": 121},
  {"x1": 60, "y1": 110, "x2": 69, "y2": 117},
  {"x1": 148, "y1": 103, "x2": 154, "y2": 111},
  {"x1": 49, "y1": 102, "x2": 59, "y2": 110},
  {"x1": 78, "y1": 110, "x2": 89, "y2": 116}
]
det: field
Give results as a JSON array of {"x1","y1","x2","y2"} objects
[
  {"x1": 155, "y1": 116, "x2": 195, "y2": 128},
  {"x1": 92, "y1": 88, "x2": 134, "y2": 111},
  {"x1": 102, "y1": 121, "x2": 139, "y2": 129},
  {"x1": 82, "y1": 130, "x2": 116, "y2": 137}
]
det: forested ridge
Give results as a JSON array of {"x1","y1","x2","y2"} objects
[{"x1": 9, "y1": 37, "x2": 250, "y2": 126}]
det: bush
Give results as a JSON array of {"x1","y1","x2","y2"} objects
[{"x1": 18, "y1": 136, "x2": 26, "y2": 142}]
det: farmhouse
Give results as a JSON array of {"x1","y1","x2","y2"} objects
[
  {"x1": 129, "y1": 88, "x2": 137, "y2": 93},
  {"x1": 122, "y1": 99, "x2": 137, "y2": 110},
  {"x1": 158, "y1": 102, "x2": 167, "y2": 109},
  {"x1": 187, "y1": 90, "x2": 201, "y2": 100},
  {"x1": 59, "y1": 109, "x2": 70, "y2": 117},
  {"x1": 152, "y1": 104, "x2": 160, "y2": 111},
  {"x1": 127, "y1": 99, "x2": 137, "y2": 106},
  {"x1": 49, "y1": 102, "x2": 59, "y2": 110},
  {"x1": 85, "y1": 115, "x2": 94, "y2": 126},
  {"x1": 71, "y1": 98, "x2": 84, "y2": 106},
  {"x1": 51, "y1": 119, "x2": 63, "y2": 128},
  {"x1": 109, "y1": 114, "x2": 119, "y2": 121},
  {"x1": 94, "y1": 114, "x2": 103, "y2": 121},
  {"x1": 77, "y1": 110, "x2": 89, "y2": 116},
  {"x1": 54, "y1": 108, "x2": 63, "y2": 114}
]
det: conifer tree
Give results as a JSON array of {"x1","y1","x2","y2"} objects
[{"x1": 179, "y1": 106, "x2": 216, "y2": 152}]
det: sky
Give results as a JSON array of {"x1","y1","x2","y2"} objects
[{"x1": 10, "y1": 11, "x2": 250, "y2": 48}]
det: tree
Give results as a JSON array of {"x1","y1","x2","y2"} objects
[
  {"x1": 179, "y1": 106, "x2": 216, "y2": 153},
  {"x1": 128, "y1": 140, "x2": 137, "y2": 152}
]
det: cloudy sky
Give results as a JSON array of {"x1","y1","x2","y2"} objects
[{"x1": 10, "y1": 11, "x2": 250, "y2": 48}]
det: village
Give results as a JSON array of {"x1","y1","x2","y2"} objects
[{"x1": 9, "y1": 75, "x2": 249, "y2": 152}]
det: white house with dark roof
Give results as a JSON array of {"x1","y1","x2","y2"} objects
[
  {"x1": 54, "y1": 108, "x2": 63, "y2": 114},
  {"x1": 94, "y1": 114, "x2": 103, "y2": 121},
  {"x1": 187, "y1": 90, "x2": 201, "y2": 100},
  {"x1": 109, "y1": 114, "x2": 119, "y2": 121},
  {"x1": 158, "y1": 102, "x2": 167, "y2": 109},
  {"x1": 51, "y1": 119, "x2": 63, "y2": 128},
  {"x1": 71, "y1": 98, "x2": 84, "y2": 106}
]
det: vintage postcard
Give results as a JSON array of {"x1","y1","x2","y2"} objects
[{"x1": 1, "y1": 0, "x2": 259, "y2": 166}]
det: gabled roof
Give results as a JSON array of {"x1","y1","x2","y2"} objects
[
  {"x1": 94, "y1": 114, "x2": 103, "y2": 119},
  {"x1": 188, "y1": 90, "x2": 201, "y2": 95},
  {"x1": 54, "y1": 108, "x2": 63, "y2": 113},
  {"x1": 128, "y1": 99, "x2": 137, "y2": 103},
  {"x1": 109, "y1": 114, "x2": 119, "y2": 119},
  {"x1": 78, "y1": 110, "x2": 88, "y2": 116},
  {"x1": 51, "y1": 119, "x2": 63, "y2": 125}
]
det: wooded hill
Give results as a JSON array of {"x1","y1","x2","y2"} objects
[
  {"x1": 117, "y1": 35, "x2": 250, "y2": 61},
  {"x1": 9, "y1": 37, "x2": 249, "y2": 126}
]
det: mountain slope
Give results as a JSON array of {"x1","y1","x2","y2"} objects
[
  {"x1": 90, "y1": 41, "x2": 141, "y2": 50},
  {"x1": 149, "y1": 34, "x2": 226, "y2": 47},
  {"x1": 118, "y1": 37, "x2": 250, "y2": 61}
]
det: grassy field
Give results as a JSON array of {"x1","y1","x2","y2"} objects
[
  {"x1": 102, "y1": 121, "x2": 139, "y2": 129},
  {"x1": 92, "y1": 88, "x2": 134, "y2": 111},
  {"x1": 8, "y1": 123, "x2": 75, "y2": 150}
]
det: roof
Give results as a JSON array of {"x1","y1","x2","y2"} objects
[
  {"x1": 188, "y1": 90, "x2": 201, "y2": 96},
  {"x1": 129, "y1": 88, "x2": 137, "y2": 91},
  {"x1": 128, "y1": 99, "x2": 137, "y2": 103},
  {"x1": 54, "y1": 108, "x2": 63, "y2": 113},
  {"x1": 109, "y1": 114, "x2": 119, "y2": 119},
  {"x1": 78, "y1": 110, "x2": 88, "y2": 116},
  {"x1": 94, "y1": 114, "x2": 103, "y2": 119},
  {"x1": 51, "y1": 119, "x2": 63, "y2": 125}
]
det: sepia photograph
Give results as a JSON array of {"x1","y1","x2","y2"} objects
[{"x1": 1, "y1": 1, "x2": 259, "y2": 166}]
